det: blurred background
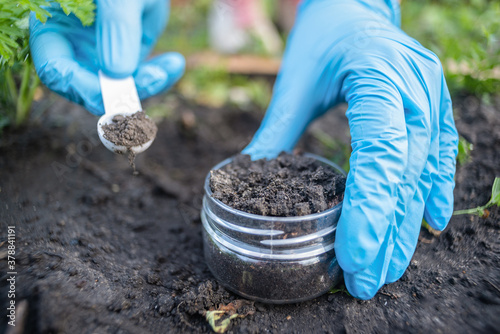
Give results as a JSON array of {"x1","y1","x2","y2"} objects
[
  {"x1": 154, "y1": 0, "x2": 499, "y2": 108},
  {"x1": 156, "y1": 0, "x2": 499, "y2": 170},
  {"x1": 1, "y1": 0, "x2": 499, "y2": 140}
]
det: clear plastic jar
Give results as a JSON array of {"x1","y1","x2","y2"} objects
[{"x1": 201, "y1": 154, "x2": 344, "y2": 304}]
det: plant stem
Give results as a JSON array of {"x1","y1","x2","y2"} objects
[
  {"x1": 452, "y1": 207, "x2": 483, "y2": 216},
  {"x1": 5, "y1": 68, "x2": 18, "y2": 104},
  {"x1": 15, "y1": 59, "x2": 38, "y2": 127},
  {"x1": 2, "y1": 68, "x2": 18, "y2": 123},
  {"x1": 453, "y1": 201, "x2": 493, "y2": 216},
  {"x1": 28, "y1": 68, "x2": 40, "y2": 109}
]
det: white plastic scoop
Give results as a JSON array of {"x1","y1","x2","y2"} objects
[{"x1": 97, "y1": 71, "x2": 154, "y2": 154}]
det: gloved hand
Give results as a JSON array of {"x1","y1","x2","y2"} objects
[
  {"x1": 243, "y1": 0, "x2": 458, "y2": 299},
  {"x1": 29, "y1": 0, "x2": 185, "y2": 115}
]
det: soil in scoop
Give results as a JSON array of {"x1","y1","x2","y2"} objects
[
  {"x1": 102, "y1": 111, "x2": 157, "y2": 171},
  {"x1": 210, "y1": 152, "x2": 346, "y2": 217}
]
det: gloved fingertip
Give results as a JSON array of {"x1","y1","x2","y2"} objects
[
  {"x1": 135, "y1": 53, "x2": 185, "y2": 99},
  {"x1": 424, "y1": 189, "x2": 454, "y2": 231},
  {"x1": 135, "y1": 65, "x2": 169, "y2": 97},
  {"x1": 157, "y1": 52, "x2": 186, "y2": 83},
  {"x1": 241, "y1": 145, "x2": 284, "y2": 161},
  {"x1": 85, "y1": 100, "x2": 105, "y2": 116},
  {"x1": 100, "y1": 64, "x2": 137, "y2": 79},
  {"x1": 424, "y1": 156, "x2": 456, "y2": 231},
  {"x1": 344, "y1": 272, "x2": 380, "y2": 300},
  {"x1": 384, "y1": 267, "x2": 405, "y2": 284},
  {"x1": 423, "y1": 209, "x2": 450, "y2": 231},
  {"x1": 241, "y1": 120, "x2": 296, "y2": 160},
  {"x1": 335, "y1": 234, "x2": 381, "y2": 274}
]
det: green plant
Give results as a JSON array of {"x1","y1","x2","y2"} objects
[
  {"x1": 402, "y1": 0, "x2": 500, "y2": 97},
  {"x1": 453, "y1": 177, "x2": 500, "y2": 217},
  {"x1": 178, "y1": 66, "x2": 272, "y2": 110},
  {"x1": 155, "y1": 0, "x2": 211, "y2": 56},
  {"x1": 0, "y1": 0, "x2": 95, "y2": 130},
  {"x1": 457, "y1": 136, "x2": 473, "y2": 166},
  {"x1": 329, "y1": 284, "x2": 351, "y2": 296}
]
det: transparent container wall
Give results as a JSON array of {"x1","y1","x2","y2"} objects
[{"x1": 201, "y1": 154, "x2": 344, "y2": 303}]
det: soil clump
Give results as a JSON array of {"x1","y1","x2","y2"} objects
[
  {"x1": 210, "y1": 153, "x2": 346, "y2": 217},
  {"x1": 102, "y1": 111, "x2": 157, "y2": 147}
]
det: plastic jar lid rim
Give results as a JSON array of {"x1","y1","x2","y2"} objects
[
  {"x1": 204, "y1": 153, "x2": 345, "y2": 222},
  {"x1": 202, "y1": 210, "x2": 336, "y2": 260}
]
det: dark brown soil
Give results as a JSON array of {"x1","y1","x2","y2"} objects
[
  {"x1": 210, "y1": 153, "x2": 345, "y2": 216},
  {"x1": 203, "y1": 232, "x2": 341, "y2": 304},
  {"x1": 102, "y1": 111, "x2": 157, "y2": 147},
  {"x1": 0, "y1": 93, "x2": 499, "y2": 333}
]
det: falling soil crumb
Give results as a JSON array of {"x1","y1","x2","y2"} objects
[
  {"x1": 210, "y1": 152, "x2": 346, "y2": 217},
  {"x1": 127, "y1": 149, "x2": 138, "y2": 175},
  {"x1": 102, "y1": 111, "x2": 157, "y2": 172}
]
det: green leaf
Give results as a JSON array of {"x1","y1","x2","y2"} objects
[
  {"x1": 488, "y1": 177, "x2": 500, "y2": 206},
  {"x1": 401, "y1": 1, "x2": 500, "y2": 96},
  {"x1": 329, "y1": 284, "x2": 351, "y2": 296},
  {"x1": 57, "y1": 0, "x2": 96, "y2": 26},
  {"x1": 457, "y1": 137, "x2": 473, "y2": 165},
  {"x1": 1, "y1": 25, "x2": 27, "y2": 38},
  {"x1": 0, "y1": 0, "x2": 95, "y2": 67},
  {"x1": 15, "y1": 16, "x2": 29, "y2": 30},
  {"x1": 329, "y1": 287, "x2": 345, "y2": 294},
  {"x1": 0, "y1": 0, "x2": 96, "y2": 130},
  {"x1": 19, "y1": 0, "x2": 52, "y2": 23}
]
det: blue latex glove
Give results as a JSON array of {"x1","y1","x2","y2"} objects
[
  {"x1": 29, "y1": 0, "x2": 185, "y2": 115},
  {"x1": 243, "y1": 0, "x2": 458, "y2": 299}
]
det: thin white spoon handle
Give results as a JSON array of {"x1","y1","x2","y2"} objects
[{"x1": 99, "y1": 71, "x2": 142, "y2": 116}]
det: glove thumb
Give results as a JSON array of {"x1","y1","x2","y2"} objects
[{"x1": 134, "y1": 52, "x2": 185, "y2": 99}]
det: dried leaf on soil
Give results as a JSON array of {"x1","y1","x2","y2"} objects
[
  {"x1": 421, "y1": 219, "x2": 442, "y2": 237},
  {"x1": 204, "y1": 300, "x2": 255, "y2": 333}
]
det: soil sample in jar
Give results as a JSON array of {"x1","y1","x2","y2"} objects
[
  {"x1": 210, "y1": 152, "x2": 346, "y2": 217},
  {"x1": 203, "y1": 152, "x2": 346, "y2": 303},
  {"x1": 101, "y1": 111, "x2": 157, "y2": 170}
]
